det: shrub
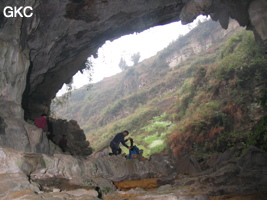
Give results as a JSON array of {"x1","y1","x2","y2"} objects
[{"x1": 216, "y1": 31, "x2": 266, "y2": 80}]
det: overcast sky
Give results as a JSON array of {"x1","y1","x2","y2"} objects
[{"x1": 57, "y1": 15, "x2": 208, "y2": 96}]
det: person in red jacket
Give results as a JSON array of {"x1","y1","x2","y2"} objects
[
  {"x1": 34, "y1": 114, "x2": 54, "y2": 140},
  {"x1": 34, "y1": 114, "x2": 48, "y2": 132}
]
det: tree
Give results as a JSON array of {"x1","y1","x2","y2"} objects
[
  {"x1": 131, "y1": 52, "x2": 141, "y2": 66},
  {"x1": 84, "y1": 59, "x2": 94, "y2": 89},
  {"x1": 119, "y1": 57, "x2": 128, "y2": 71}
]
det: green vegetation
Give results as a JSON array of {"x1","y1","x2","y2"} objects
[
  {"x1": 168, "y1": 30, "x2": 267, "y2": 158},
  {"x1": 216, "y1": 31, "x2": 266, "y2": 81},
  {"x1": 54, "y1": 20, "x2": 267, "y2": 160},
  {"x1": 244, "y1": 89, "x2": 267, "y2": 150}
]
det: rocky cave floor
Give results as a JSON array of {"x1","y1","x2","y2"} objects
[
  {"x1": 7, "y1": 174, "x2": 267, "y2": 200},
  {"x1": 2, "y1": 144, "x2": 267, "y2": 200},
  {"x1": 21, "y1": 178, "x2": 267, "y2": 200}
]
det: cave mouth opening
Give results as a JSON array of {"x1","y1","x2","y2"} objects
[
  {"x1": 56, "y1": 15, "x2": 209, "y2": 98},
  {"x1": 50, "y1": 15, "x2": 243, "y2": 154}
]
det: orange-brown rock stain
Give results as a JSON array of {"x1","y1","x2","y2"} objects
[{"x1": 114, "y1": 178, "x2": 159, "y2": 191}]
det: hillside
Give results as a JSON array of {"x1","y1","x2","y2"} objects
[{"x1": 53, "y1": 19, "x2": 267, "y2": 159}]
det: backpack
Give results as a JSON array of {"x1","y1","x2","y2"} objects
[{"x1": 128, "y1": 145, "x2": 140, "y2": 159}]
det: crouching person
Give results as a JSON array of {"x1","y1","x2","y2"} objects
[{"x1": 109, "y1": 130, "x2": 131, "y2": 155}]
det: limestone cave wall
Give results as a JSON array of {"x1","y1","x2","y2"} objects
[{"x1": 0, "y1": 0, "x2": 267, "y2": 152}]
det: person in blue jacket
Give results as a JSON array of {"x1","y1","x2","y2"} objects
[{"x1": 110, "y1": 130, "x2": 132, "y2": 155}]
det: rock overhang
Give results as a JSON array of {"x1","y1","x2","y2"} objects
[{"x1": 1, "y1": 0, "x2": 267, "y2": 119}]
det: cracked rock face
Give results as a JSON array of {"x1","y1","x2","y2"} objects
[{"x1": 0, "y1": 0, "x2": 267, "y2": 151}]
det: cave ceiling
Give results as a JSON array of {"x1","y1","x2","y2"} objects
[{"x1": 1, "y1": 0, "x2": 265, "y2": 119}]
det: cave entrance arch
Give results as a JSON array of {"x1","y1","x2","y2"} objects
[
  {"x1": 56, "y1": 17, "x2": 206, "y2": 97},
  {"x1": 21, "y1": 0, "x2": 267, "y2": 120}
]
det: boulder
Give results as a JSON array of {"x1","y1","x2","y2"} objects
[
  {"x1": 49, "y1": 118, "x2": 92, "y2": 156},
  {"x1": 174, "y1": 155, "x2": 202, "y2": 175}
]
